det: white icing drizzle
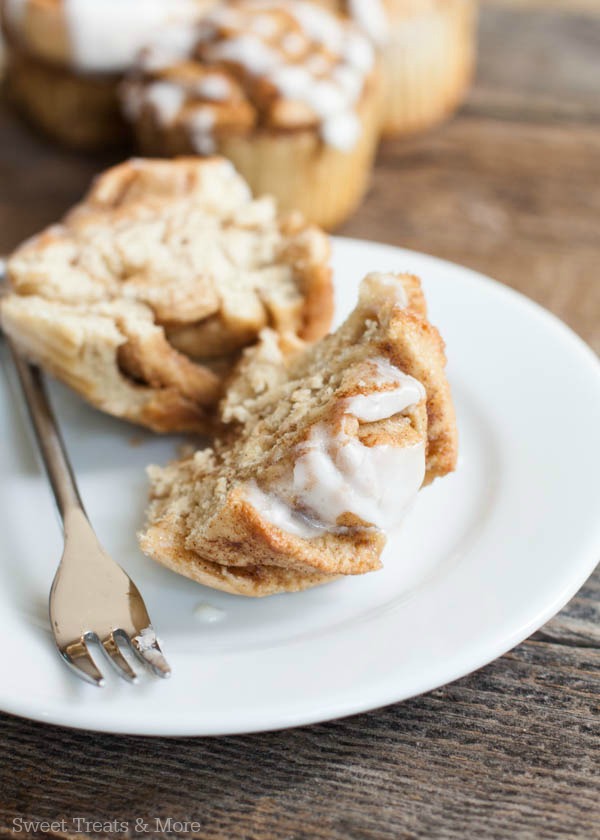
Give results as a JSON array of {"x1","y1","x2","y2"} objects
[
  {"x1": 150, "y1": 0, "x2": 375, "y2": 153},
  {"x1": 345, "y1": 359, "x2": 424, "y2": 422},
  {"x1": 332, "y1": 64, "x2": 364, "y2": 101},
  {"x1": 321, "y1": 111, "x2": 360, "y2": 152},
  {"x1": 187, "y1": 107, "x2": 217, "y2": 154},
  {"x1": 194, "y1": 603, "x2": 226, "y2": 623},
  {"x1": 194, "y1": 75, "x2": 233, "y2": 101},
  {"x1": 144, "y1": 81, "x2": 186, "y2": 126},
  {"x1": 342, "y1": 30, "x2": 375, "y2": 72},
  {"x1": 140, "y1": 23, "x2": 200, "y2": 73},
  {"x1": 291, "y1": 422, "x2": 425, "y2": 532},
  {"x1": 245, "y1": 358, "x2": 427, "y2": 538},
  {"x1": 128, "y1": 70, "x2": 232, "y2": 134},
  {"x1": 245, "y1": 483, "x2": 326, "y2": 539},
  {"x1": 290, "y1": 2, "x2": 346, "y2": 53},
  {"x1": 347, "y1": 0, "x2": 388, "y2": 46},
  {"x1": 282, "y1": 1, "x2": 374, "y2": 150},
  {"x1": 62, "y1": 0, "x2": 200, "y2": 74}
]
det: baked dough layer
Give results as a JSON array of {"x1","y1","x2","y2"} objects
[
  {"x1": 1, "y1": 157, "x2": 333, "y2": 432},
  {"x1": 140, "y1": 272, "x2": 457, "y2": 595}
]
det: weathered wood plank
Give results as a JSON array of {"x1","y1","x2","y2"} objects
[
  {"x1": 471, "y1": 5, "x2": 600, "y2": 122},
  {"x1": 484, "y1": 0, "x2": 600, "y2": 14},
  {"x1": 0, "y1": 633, "x2": 598, "y2": 840},
  {"x1": 533, "y1": 568, "x2": 600, "y2": 648}
]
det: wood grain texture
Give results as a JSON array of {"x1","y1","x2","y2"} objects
[
  {"x1": 0, "y1": 625, "x2": 598, "y2": 840},
  {"x1": 485, "y1": 0, "x2": 600, "y2": 14},
  {"x1": 471, "y1": 5, "x2": 600, "y2": 122},
  {"x1": 0, "y1": 3, "x2": 599, "y2": 839}
]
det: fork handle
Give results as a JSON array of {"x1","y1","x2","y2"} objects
[{"x1": 7, "y1": 335, "x2": 84, "y2": 522}]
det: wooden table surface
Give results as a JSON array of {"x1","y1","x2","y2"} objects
[{"x1": 1, "y1": 2, "x2": 599, "y2": 838}]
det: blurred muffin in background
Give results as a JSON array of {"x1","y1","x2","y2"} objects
[
  {"x1": 120, "y1": 0, "x2": 382, "y2": 230},
  {"x1": 321, "y1": 0, "x2": 477, "y2": 136},
  {"x1": 0, "y1": 0, "x2": 215, "y2": 150}
]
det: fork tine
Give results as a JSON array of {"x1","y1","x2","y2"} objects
[
  {"x1": 127, "y1": 631, "x2": 172, "y2": 679},
  {"x1": 101, "y1": 633, "x2": 139, "y2": 683},
  {"x1": 61, "y1": 638, "x2": 105, "y2": 687}
]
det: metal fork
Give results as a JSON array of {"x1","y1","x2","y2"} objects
[{"x1": 5, "y1": 335, "x2": 171, "y2": 687}]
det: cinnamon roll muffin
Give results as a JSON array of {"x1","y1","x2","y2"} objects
[
  {"x1": 120, "y1": 0, "x2": 382, "y2": 229},
  {"x1": 322, "y1": 0, "x2": 477, "y2": 136},
  {"x1": 0, "y1": 157, "x2": 333, "y2": 432},
  {"x1": 0, "y1": 0, "x2": 215, "y2": 149}
]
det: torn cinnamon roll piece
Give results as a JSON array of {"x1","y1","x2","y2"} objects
[
  {"x1": 140, "y1": 272, "x2": 457, "y2": 596},
  {"x1": 0, "y1": 157, "x2": 333, "y2": 432}
]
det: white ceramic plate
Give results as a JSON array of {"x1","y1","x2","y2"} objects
[{"x1": 1, "y1": 238, "x2": 599, "y2": 736}]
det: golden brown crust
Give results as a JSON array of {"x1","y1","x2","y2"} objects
[
  {"x1": 140, "y1": 516, "x2": 339, "y2": 597},
  {"x1": 185, "y1": 484, "x2": 387, "y2": 577},
  {"x1": 3, "y1": 45, "x2": 126, "y2": 151},
  {"x1": 1, "y1": 0, "x2": 75, "y2": 68},
  {"x1": 1, "y1": 157, "x2": 333, "y2": 432},
  {"x1": 382, "y1": 309, "x2": 456, "y2": 483}
]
